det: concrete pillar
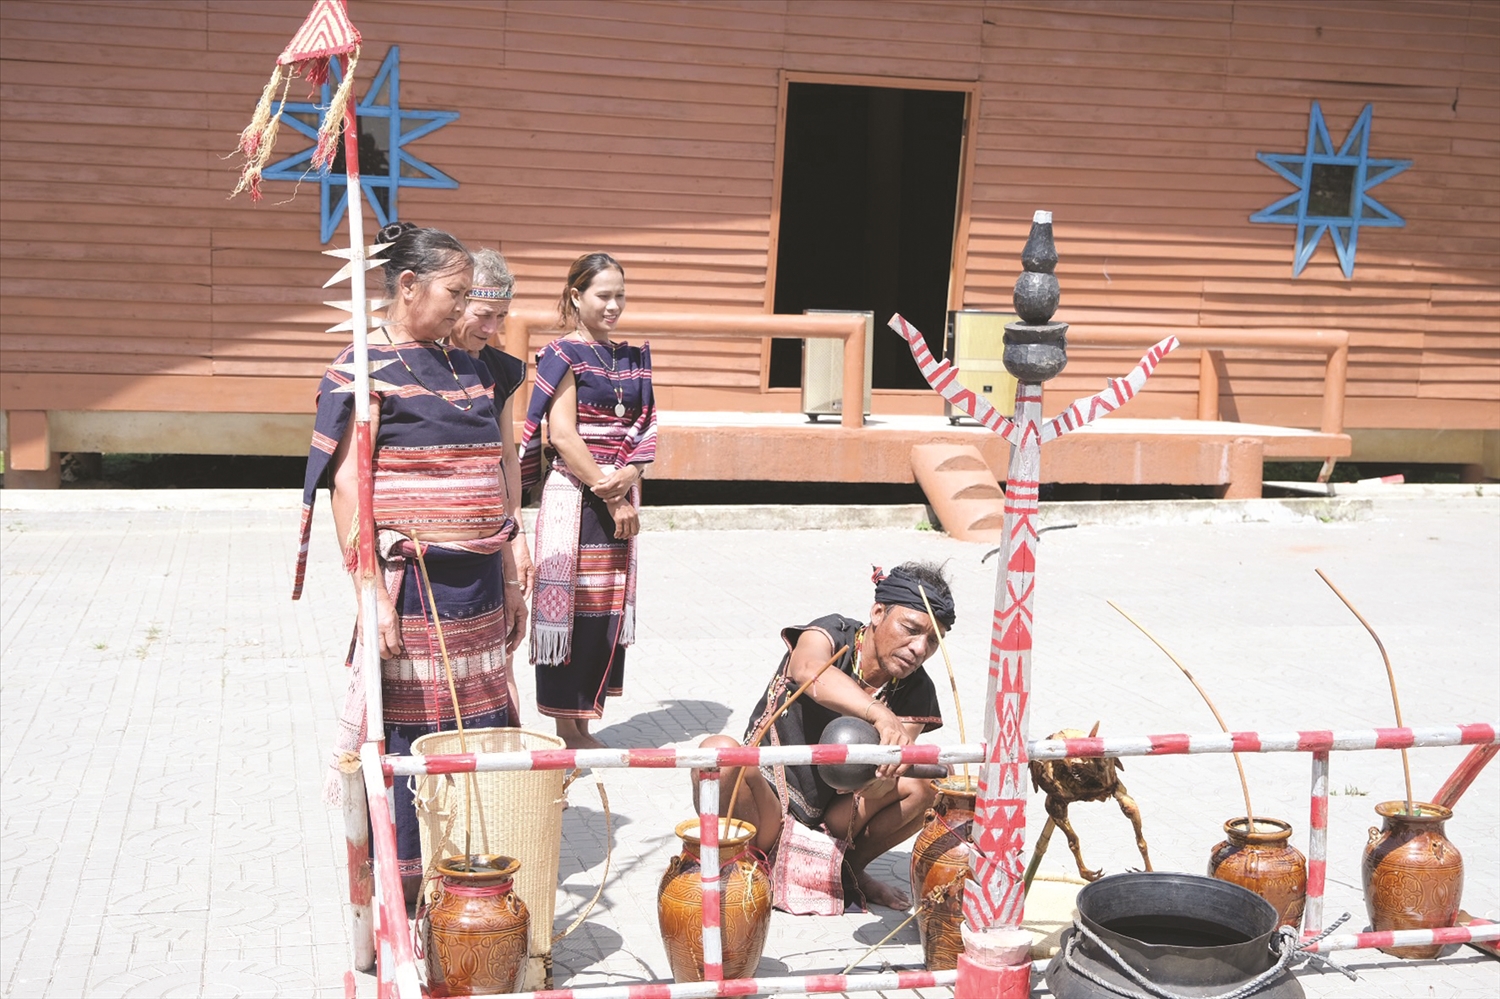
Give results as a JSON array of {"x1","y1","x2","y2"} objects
[{"x1": 3, "y1": 411, "x2": 60, "y2": 489}]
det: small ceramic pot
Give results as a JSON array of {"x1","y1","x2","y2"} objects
[
  {"x1": 658, "y1": 818, "x2": 772, "y2": 982},
  {"x1": 1208, "y1": 817, "x2": 1307, "y2": 929},
  {"x1": 910, "y1": 776, "x2": 978, "y2": 971},
  {"x1": 1362, "y1": 800, "x2": 1463, "y2": 959},
  {"x1": 425, "y1": 854, "x2": 530, "y2": 997}
]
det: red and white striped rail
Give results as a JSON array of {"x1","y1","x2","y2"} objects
[
  {"x1": 1305, "y1": 750, "x2": 1330, "y2": 933},
  {"x1": 460, "y1": 968, "x2": 959, "y2": 999},
  {"x1": 1301, "y1": 922, "x2": 1500, "y2": 954},
  {"x1": 381, "y1": 724, "x2": 1498, "y2": 777},
  {"x1": 361, "y1": 742, "x2": 422, "y2": 999}
]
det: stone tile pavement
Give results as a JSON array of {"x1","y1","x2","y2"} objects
[{"x1": 1, "y1": 492, "x2": 1496, "y2": 998}]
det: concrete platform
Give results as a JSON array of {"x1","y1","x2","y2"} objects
[{"x1": 2, "y1": 493, "x2": 1494, "y2": 998}]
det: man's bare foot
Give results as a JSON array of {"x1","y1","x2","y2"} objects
[{"x1": 855, "y1": 869, "x2": 911, "y2": 910}]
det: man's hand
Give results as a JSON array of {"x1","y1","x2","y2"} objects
[{"x1": 869, "y1": 702, "x2": 912, "y2": 779}]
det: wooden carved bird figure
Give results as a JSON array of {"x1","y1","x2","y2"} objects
[{"x1": 1029, "y1": 726, "x2": 1152, "y2": 882}]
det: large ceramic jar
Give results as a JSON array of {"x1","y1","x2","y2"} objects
[
  {"x1": 1362, "y1": 800, "x2": 1463, "y2": 959},
  {"x1": 910, "y1": 777, "x2": 978, "y2": 971},
  {"x1": 1208, "y1": 817, "x2": 1307, "y2": 929},
  {"x1": 425, "y1": 855, "x2": 530, "y2": 997},
  {"x1": 658, "y1": 818, "x2": 773, "y2": 982}
]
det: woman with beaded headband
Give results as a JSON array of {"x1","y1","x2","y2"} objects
[
  {"x1": 518, "y1": 252, "x2": 657, "y2": 749},
  {"x1": 448, "y1": 248, "x2": 535, "y2": 662},
  {"x1": 294, "y1": 222, "x2": 524, "y2": 903}
]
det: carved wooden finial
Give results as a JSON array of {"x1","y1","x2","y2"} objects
[{"x1": 1004, "y1": 209, "x2": 1069, "y2": 382}]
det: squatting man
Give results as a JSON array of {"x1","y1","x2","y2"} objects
[{"x1": 692, "y1": 561, "x2": 956, "y2": 910}]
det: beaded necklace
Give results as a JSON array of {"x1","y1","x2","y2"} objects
[
  {"x1": 382, "y1": 328, "x2": 474, "y2": 412},
  {"x1": 852, "y1": 624, "x2": 901, "y2": 693},
  {"x1": 576, "y1": 332, "x2": 627, "y2": 417}
]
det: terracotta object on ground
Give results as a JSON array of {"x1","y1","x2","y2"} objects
[
  {"x1": 658, "y1": 818, "x2": 772, "y2": 982},
  {"x1": 1208, "y1": 817, "x2": 1307, "y2": 929},
  {"x1": 1362, "y1": 800, "x2": 1463, "y2": 959},
  {"x1": 425, "y1": 854, "x2": 530, "y2": 996},
  {"x1": 911, "y1": 776, "x2": 979, "y2": 970}
]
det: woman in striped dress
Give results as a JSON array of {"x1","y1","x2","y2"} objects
[{"x1": 519, "y1": 253, "x2": 656, "y2": 749}]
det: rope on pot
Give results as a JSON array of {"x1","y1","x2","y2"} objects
[{"x1": 1061, "y1": 912, "x2": 1357, "y2": 999}]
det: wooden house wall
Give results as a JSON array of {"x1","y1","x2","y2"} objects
[{"x1": 1, "y1": 0, "x2": 1495, "y2": 438}]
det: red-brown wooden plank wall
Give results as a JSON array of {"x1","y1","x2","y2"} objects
[{"x1": 1, "y1": 0, "x2": 1495, "y2": 434}]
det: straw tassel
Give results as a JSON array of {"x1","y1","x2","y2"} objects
[
  {"x1": 232, "y1": 65, "x2": 293, "y2": 201},
  {"x1": 311, "y1": 48, "x2": 360, "y2": 172}
]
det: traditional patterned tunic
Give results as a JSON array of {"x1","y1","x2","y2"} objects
[
  {"x1": 746, "y1": 614, "x2": 943, "y2": 827},
  {"x1": 297, "y1": 339, "x2": 517, "y2": 876},
  {"x1": 519, "y1": 336, "x2": 657, "y2": 719}
]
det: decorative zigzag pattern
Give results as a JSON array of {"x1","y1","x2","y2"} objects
[
  {"x1": 1042, "y1": 336, "x2": 1180, "y2": 443},
  {"x1": 279, "y1": 0, "x2": 361, "y2": 65},
  {"x1": 887, "y1": 314, "x2": 1020, "y2": 445}
]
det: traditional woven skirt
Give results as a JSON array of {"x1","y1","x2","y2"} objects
[
  {"x1": 381, "y1": 539, "x2": 515, "y2": 878},
  {"x1": 535, "y1": 498, "x2": 629, "y2": 719}
]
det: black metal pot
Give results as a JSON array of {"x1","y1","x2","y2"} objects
[{"x1": 1044, "y1": 872, "x2": 1305, "y2": 998}]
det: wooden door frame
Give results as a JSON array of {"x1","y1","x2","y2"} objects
[{"x1": 761, "y1": 70, "x2": 981, "y2": 390}]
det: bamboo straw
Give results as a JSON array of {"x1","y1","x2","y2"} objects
[
  {"x1": 1109, "y1": 601, "x2": 1256, "y2": 830},
  {"x1": 411, "y1": 534, "x2": 478, "y2": 864},
  {"x1": 723, "y1": 649, "x2": 846, "y2": 826},
  {"x1": 918, "y1": 585, "x2": 969, "y2": 786},
  {"x1": 841, "y1": 910, "x2": 919, "y2": 974},
  {"x1": 1315, "y1": 569, "x2": 1415, "y2": 815}
]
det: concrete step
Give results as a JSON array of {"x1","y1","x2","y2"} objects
[{"x1": 910, "y1": 443, "x2": 1008, "y2": 542}]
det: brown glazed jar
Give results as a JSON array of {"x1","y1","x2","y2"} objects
[
  {"x1": 910, "y1": 777, "x2": 978, "y2": 971},
  {"x1": 1208, "y1": 817, "x2": 1308, "y2": 929},
  {"x1": 658, "y1": 818, "x2": 773, "y2": 982},
  {"x1": 425, "y1": 855, "x2": 530, "y2": 997},
  {"x1": 1363, "y1": 800, "x2": 1463, "y2": 959}
]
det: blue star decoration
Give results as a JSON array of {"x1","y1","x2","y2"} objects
[
  {"x1": 262, "y1": 46, "x2": 458, "y2": 243},
  {"x1": 1250, "y1": 102, "x2": 1411, "y2": 279}
]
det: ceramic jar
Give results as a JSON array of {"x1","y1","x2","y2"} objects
[
  {"x1": 425, "y1": 855, "x2": 530, "y2": 997},
  {"x1": 910, "y1": 777, "x2": 978, "y2": 971},
  {"x1": 1208, "y1": 817, "x2": 1308, "y2": 929},
  {"x1": 1362, "y1": 800, "x2": 1463, "y2": 959},
  {"x1": 658, "y1": 818, "x2": 773, "y2": 982}
]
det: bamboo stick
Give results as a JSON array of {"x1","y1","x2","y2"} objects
[
  {"x1": 1315, "y1": 569, "x2": 1415, "y2": 815},
  {"x1": 411, "y1": 533, "x2": 478, "y2": 863},
  {"x1": 918, "y1": 585, "x2": 969, "y2": 787},
  {"x1": 1109, "y1": 601, "x2": 1255, "y2": 829},
  {"x1": 723, "y1": 649, "x2": 845, "y2": 826}
]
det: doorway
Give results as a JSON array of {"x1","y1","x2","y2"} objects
[{"x1": 769, "y1": 80, "x2": 968, "y2": 390}]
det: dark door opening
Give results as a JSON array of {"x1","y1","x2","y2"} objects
[{"x1": 770, "y1": 82, "x2": 966, "y2": 390}]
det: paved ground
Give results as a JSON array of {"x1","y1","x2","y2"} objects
[{"x1": 2, "y1": 491, "x2": 1496, "y2": 998}]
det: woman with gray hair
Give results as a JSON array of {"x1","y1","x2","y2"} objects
[{"x1": 449, "y1": 248, "x2": 535, "y2": 670}]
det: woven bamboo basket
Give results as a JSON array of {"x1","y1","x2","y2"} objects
[{"x1": 412, "y1": 726, "x2": 565, "y2": 984}]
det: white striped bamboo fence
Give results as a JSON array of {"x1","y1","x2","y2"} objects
[
  {"x1": 382, "y1": 723, "x2": 1497, "y2": 777},
  {"x1": 367, "y1": 721, "x2": 1497, "y2": 996}
]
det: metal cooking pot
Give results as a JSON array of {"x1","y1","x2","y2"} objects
[{"x1": 1044, "y1": 872, "x2": 1305, "y2": 998}]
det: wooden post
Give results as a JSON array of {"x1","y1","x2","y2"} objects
[
  {"x1": 339, "y1": 754, "x2": 376, "y2": 972},
  {"x1": 841, "y1": 317, "x2": 866, "y2": 428},
  {"x1": 1197, "y1": 350, "x2": 1221, "y2": 422},
  {"x1": 891, "y1": 211, "x2": 1178, "y2": 993},
  {"x1": 1304, "y1": 750, "x2": 1329, "y2": 936},
  {"x1": 697, "y1": 769, "x2": 723, "y2": 982}
]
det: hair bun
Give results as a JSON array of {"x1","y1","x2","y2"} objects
[{"x1": 378, "y1": 221, "x2": 417, "y2": 244}]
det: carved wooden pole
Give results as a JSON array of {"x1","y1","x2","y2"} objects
[{"x1": 891, "y1": 210, "x2": 1179, "y2": 996}]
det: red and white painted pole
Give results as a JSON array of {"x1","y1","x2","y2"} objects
[
  {"x1": 696, "y1": 768, "x2": 723, "y2": 982},
  {"x1": 361, "y1": 743, "x2": 422, "y2": 998},
  {"x1": 1304, "y1": 749, "x2": 1330, "y2": 935}
]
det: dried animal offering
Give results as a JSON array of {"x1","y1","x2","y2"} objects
[
  {"x1": 1029, "y1": 729, "x2": 1151, "y2": 882},
  {"x1": 1363, "y1": 801, "x2": 1463, "y2": 959},
  {"x1": 425, "y1": 855, "x2": 530, "y2": 996},
  {"x1": 658, "y1": 818, "x2": 772, "y2": 982},
  {"x1": 911, "y1": 776, "x2": 978, "y2": 970},
  {"x1": 1209, "y1": 817, "x2": 1307, "y2": 929}
]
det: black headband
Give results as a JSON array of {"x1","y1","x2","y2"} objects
[{"x1": 871, "y1": 566, "x2": 955, "y2": 629}]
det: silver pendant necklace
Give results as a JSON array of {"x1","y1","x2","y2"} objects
[{"x1": 580, "y1": 333, "x2": 626, "y2": 417}]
